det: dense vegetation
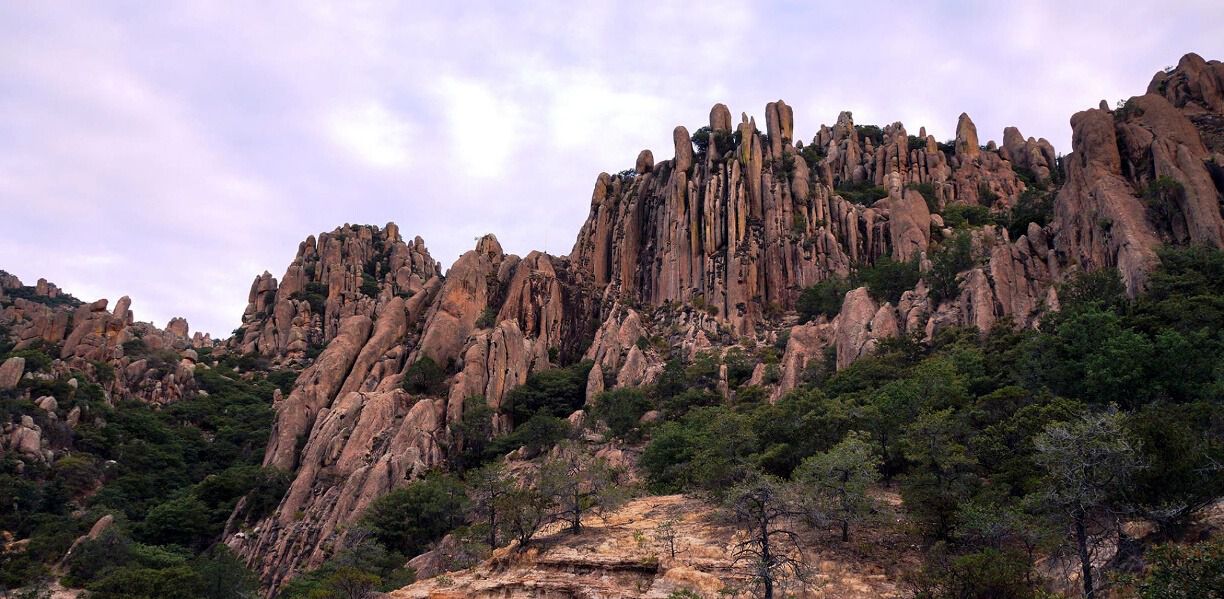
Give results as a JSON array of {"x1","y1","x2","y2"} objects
[
  {"x1": 0, "y1": 348, "x2": 290, "y2": 597},
  {"x1": 633, "y1": 246, "x2": 1224, "y2": 597}
]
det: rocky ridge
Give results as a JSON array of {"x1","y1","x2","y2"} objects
[
  {"x1": 218, "y1": 53, "x2": 1224, "y2": 592},
  {"x1": 5, "y1": 52, "x2": 1222, "y2": 595}
]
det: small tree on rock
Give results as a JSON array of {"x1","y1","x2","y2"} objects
[
  {"x1": 725, "y1": 474, "x2": 806, "y2": 599},
  {"x1": 538, "y1": 443, "x2": 627, "y2": 535},
  {"x1": 793, "y1": 430, "x2": 881, "y2": 542},
  {"x1": 1034, "y1": 409, "x2": 1143, "y2": 599}
]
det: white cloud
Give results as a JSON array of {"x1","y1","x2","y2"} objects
[
  {"x1": 435, "y1": 77, "x2": 522, "y2": 179},
  {"x1": 327, "y1": 101, "x2": 416, "y2": 168},
  {"x1": 2, "y1": 0, "x2": 1224, "y2": 336}
]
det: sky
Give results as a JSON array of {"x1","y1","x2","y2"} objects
[{"x1": 2, "y1": 1, "x2": 1222, "y2": 337}]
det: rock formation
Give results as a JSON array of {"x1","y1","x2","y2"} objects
[{"x1": 8, "y1": 52, "x2": 1222, "y2": 596}]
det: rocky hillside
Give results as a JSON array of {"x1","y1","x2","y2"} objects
[
  {"x1": 388, "y1": 493, "x2": 918, "y2": 599},
  {"x1": 212, "y1": 52, "x2": 1224, "y2": 593},
  {"x1": 3, "y1": 52, "x2": 1223, "y2": 598}
]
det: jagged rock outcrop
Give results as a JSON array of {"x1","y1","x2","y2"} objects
[
  {"x1": 234, "y1": 223, "x2": 440, "y2": 360},
  {"x1": 1052, "y1": 56, "x2": 1224, "y2": 294},
  {"x1": 225, "y1": 53, "x2": 1224, "y2": 592},
  {"x1": 1, "y1": 273, "x2": 205, "y2": 405}
]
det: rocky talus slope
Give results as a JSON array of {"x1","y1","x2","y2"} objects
[{"x1": 215, "y1": 52, "x2": 1224, "y2": 592}]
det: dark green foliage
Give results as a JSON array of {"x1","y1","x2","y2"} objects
[
  {"x1": 475, "y1": 307, "x2": 497, "y2": 329},
  {"x1": 941, "y1": 203, "x2": 995, "y2": 229},
  {"x1": 452, "y1": 395, "x2": 495, "y2": 470},
  {"x1": 5, "y1": 355, "x2": 291, "y2": 592},
  {"x1": 362, "y1": 473, "x2": 468, "y2": 556},
  {"x1": 855, "y1": 257, "x2": 922, "y2": 304},
  {"x1": 360, "y1": 273, "x2": 380, "y2": 297},
  {"x1": 927, "y1": 232, "x2": 975, "y2": 304},
  {"x1": 1138, "y1": 538, "x2": 1224, "y2": 599},
  {"x1": 1006, "y1": 188, "x2": 1054, "y2": 240},
  {"x1": 910, "y1": 544, "x2": 1038, "y2": 599},
  {"x1": 590, "y1": 387, "x2": 652, "y2": 439},
  {"x1": 291, "y1": 281, "x2": 329, "y2": 314},
  {"x1": 504, "y1": 361, "x2": 592, "y2": 423},
  {"x1": 486, "y1": 414, "x2": 570, "y2": 458},
  {"x1": 1058, "y1": 268, "x2": 1127, "y2": 313},
  {"x1": 835, "y1": 180, "x2": 888, "y2": 205},
  {"x1": 1012, "y1": 165, "x2": 1048, "y2": 190},
  {"x1": 691, "y1": 126, "x2": 711, "y2": 155},
  {"x1": 799, "y1": 139, "x2": 825, "y2": 166},
  {"x1": 402, "y1": 356, "x2": 446, "y2": 395},
  {"x1": 0, "y1": 279, "x2": 82, "y2": 308},
  {"x1": 280, "y1": 539, "x2": 415, "y2": 598},
  {"x1": 8, "y1": 347, "x2": 54, "y2": 372},
  {"x1": 1143, "y1": 175, "x2": 1186, "y2": 229},
  {"x1": 977, "y1": 182, "x2": 1000, "y2": 207},
  {"x1": 854, "y1": 124, "x2": 884, "y2": 145},
  {"x1": 907, "y1": 135, "x2": 927, "y2": 151},
  {"x1": 797, "y1": 277, "x2": 849, "y2": 322}
]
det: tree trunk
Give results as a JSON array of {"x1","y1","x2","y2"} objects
[
  {"x1": 760, "y1": 513, "x2": 773, "y2": 599},
  {"x1": 1074, "y1": 513, "x2": 1094, "y2": 599},
  {"x1": 841, "y1": 519, "x2": 849, "y2": 542}
]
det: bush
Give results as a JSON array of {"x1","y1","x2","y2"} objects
[
  {"x1": 360, "y1": 273, "x2": 380, "y2": 297},
  {"x1": 486, "y1": 414, "x2": 570, "y2": 458},
  {"x1": 1006, "y1": 189, "x2": 1053, "y2": 240},
  {"x1": 1138, "y1": 538, "x2": 1224, "y2": 598},
  {"x1": 403, "y1": 357, "x2": 446, "y2": 395},
  {"x1": 797, "y1": 277, "x2": 850, "y2": 322},
  {"x1": 475, "y1": 307, "x2": 497, "y2": 329},
  {"x1": 927, "y1": 233, "x2": 975, "y2": 305},
  {"x1": 977, "y1": 182, "x2": 1000, "y2": 207},
  {"x1": 855, "y1": 124, "x2": 884, "y2": 145},
  {"x1": 836, "y1": 181, "x2": 888, "y2": 205},
  {"x1": 504, "y1": 361, "x2": 592, "y2": 423},
  {"x1": 941, "y1": 204, "x2": 995, "y2": 229},
  {"x1": 855, "y1": 257, "x2": 921, "y2": 304},
  {"x1": 591, "y1": 388, "x2": 653, "y2": 439},
  {"x1": 363, "y1": 474, "x2": 468, "y2": 556}
]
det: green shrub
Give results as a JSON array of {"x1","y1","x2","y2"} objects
[
  {"x1": 836, "y1": 181, "x2": 888, "y2": 205},
  {"x1": 977, "y1": 182, "x2": 1000, "y2": 207},
  {"x1": 927, "y1": 233, "x2": 975, "y2": 305},
  {"x1": 941, "y1": 204, "x2": 995, "y2": 229},
  {"x1": 797, "y1": 277, "x2": 850, "y2": 322},
  {"x1": 1006, "y1": 189, "x2": 1053, "y2": 240},
  {"x1": 504, "y1": 361, "x2": 592, "y2": 423},
  {"x1": 855, "y1": 257, "x2": 922, "y2": 304},
  {"x1": 362, "y1": 473, "x2": 467, "y2": 556},
  {"x1": 360, "y1": 273, "x2": 380, "y2": 297},
  {"x1": 591, "y1": 388, "x2": 653, "y2": 439},
  {"x1": 1138, "y1": 538, "x2": 1224, "y2": 598},
  {"x1": 476, "y1": 307, "x2": 497, "y2": 329},
  {"x1": 8, "y1": 348, "x2": 53, "y2": 372},
  {"x1": 486, "y1": 414, "x2": 570, "y2": 457},
  {"x1": 855, "y1": 124, "x2": 884, "y2": 145},
  {"x1": 402, "y1": 357, "x2": 446, "y2": 395}
]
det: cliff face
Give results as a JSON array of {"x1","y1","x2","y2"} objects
[{"x1": 221, "y1": 53, "x2": 1224, "y2": 591}]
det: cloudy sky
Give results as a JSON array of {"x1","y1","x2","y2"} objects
[{"x1": 2, "y1": 1, "x2": 1222, "y2": 336}]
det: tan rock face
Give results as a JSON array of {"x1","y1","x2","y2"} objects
[
  {"x1": 0, "y1": 356, "x2": 24, "y2": 390},
  {"x1": 955, "y1": 112, "x2": 981, "y2": 160},
  {"x1": 225, "y1": 53, "x2": 1224, "y2": 592},
  {"x1": 234, "y1": 222, "x2": 439, "y2": 360}
]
